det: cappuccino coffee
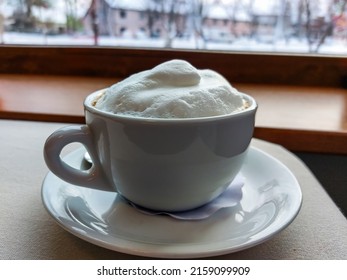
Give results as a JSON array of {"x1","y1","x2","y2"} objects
[
  {"x1": 44, "y1": 59, "x2": 257, "y2": 212},
  {"x1": 93, "y1": 60, "x2": 248, "y2": 118}
]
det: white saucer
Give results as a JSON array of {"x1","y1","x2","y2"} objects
[{"x1": 41, "y1": 146, "x2": 302, "y2": 259}]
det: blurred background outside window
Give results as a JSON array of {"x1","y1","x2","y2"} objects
[{"x1": 1, "y1": 0, "x2": 347, "y2": 54}]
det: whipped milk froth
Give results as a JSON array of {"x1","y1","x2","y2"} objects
[{"x1": 94, "y1": 60, "x2": 246, "y2": 118}]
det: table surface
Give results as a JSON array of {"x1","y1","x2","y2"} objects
[{"x1": 1, "y1": 119, "x2": 347, "y2": 260}]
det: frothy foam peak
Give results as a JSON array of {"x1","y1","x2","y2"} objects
[{"x1": 94, "y1": 59, "x2": 246, "y2": 118}]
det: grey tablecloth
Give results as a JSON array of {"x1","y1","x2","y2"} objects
[{"x1": 0, "y1": 120, "x2": 346, "y2": 259}]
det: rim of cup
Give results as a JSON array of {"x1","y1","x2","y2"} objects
[{"x1": 84, "y1": 89, "x2": 258, "y2": 124}]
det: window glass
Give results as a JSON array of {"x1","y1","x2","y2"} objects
[{"x1": 0, "y1": 0, "x2": 346, "y2": 54}]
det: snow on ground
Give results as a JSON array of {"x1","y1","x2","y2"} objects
[{"x1": 2, "y1": 31, "x2": 347, "y2": 55}]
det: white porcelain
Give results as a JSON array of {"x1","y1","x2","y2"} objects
[
  {"x1": 44, "y1": 89, "x2": 257, "y2": 212},
  {"x1": 41, "y1": 145, "x2": 302, "y2": 259}
]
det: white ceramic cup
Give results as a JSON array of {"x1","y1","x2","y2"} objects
[{"x1": 44, "y1": 89, "x2": 257, "y2": 212}]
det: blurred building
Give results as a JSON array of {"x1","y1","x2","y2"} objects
[{"x1": 83, "y1": 0, "x2": 189, "y2": 39}]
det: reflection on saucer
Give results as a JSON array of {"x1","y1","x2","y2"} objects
[{"x1": 128, "y1": 174, "x2": 244, "y2": 220}]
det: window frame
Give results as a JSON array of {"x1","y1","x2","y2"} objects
[
  {"x1": 1, "y1": 45, "x2": 347, "y2": 154},
  {"x1": 0, "y1": 45, "x2": 346, "y2": 88}
]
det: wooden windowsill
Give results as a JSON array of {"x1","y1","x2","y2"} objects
[{"x1": 1, "y1": 73, "x2": 347, "y2": 154}]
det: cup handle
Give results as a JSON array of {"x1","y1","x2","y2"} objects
[{"x1": 44, "y1": 125, "x2": 113, "y2": 192}]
